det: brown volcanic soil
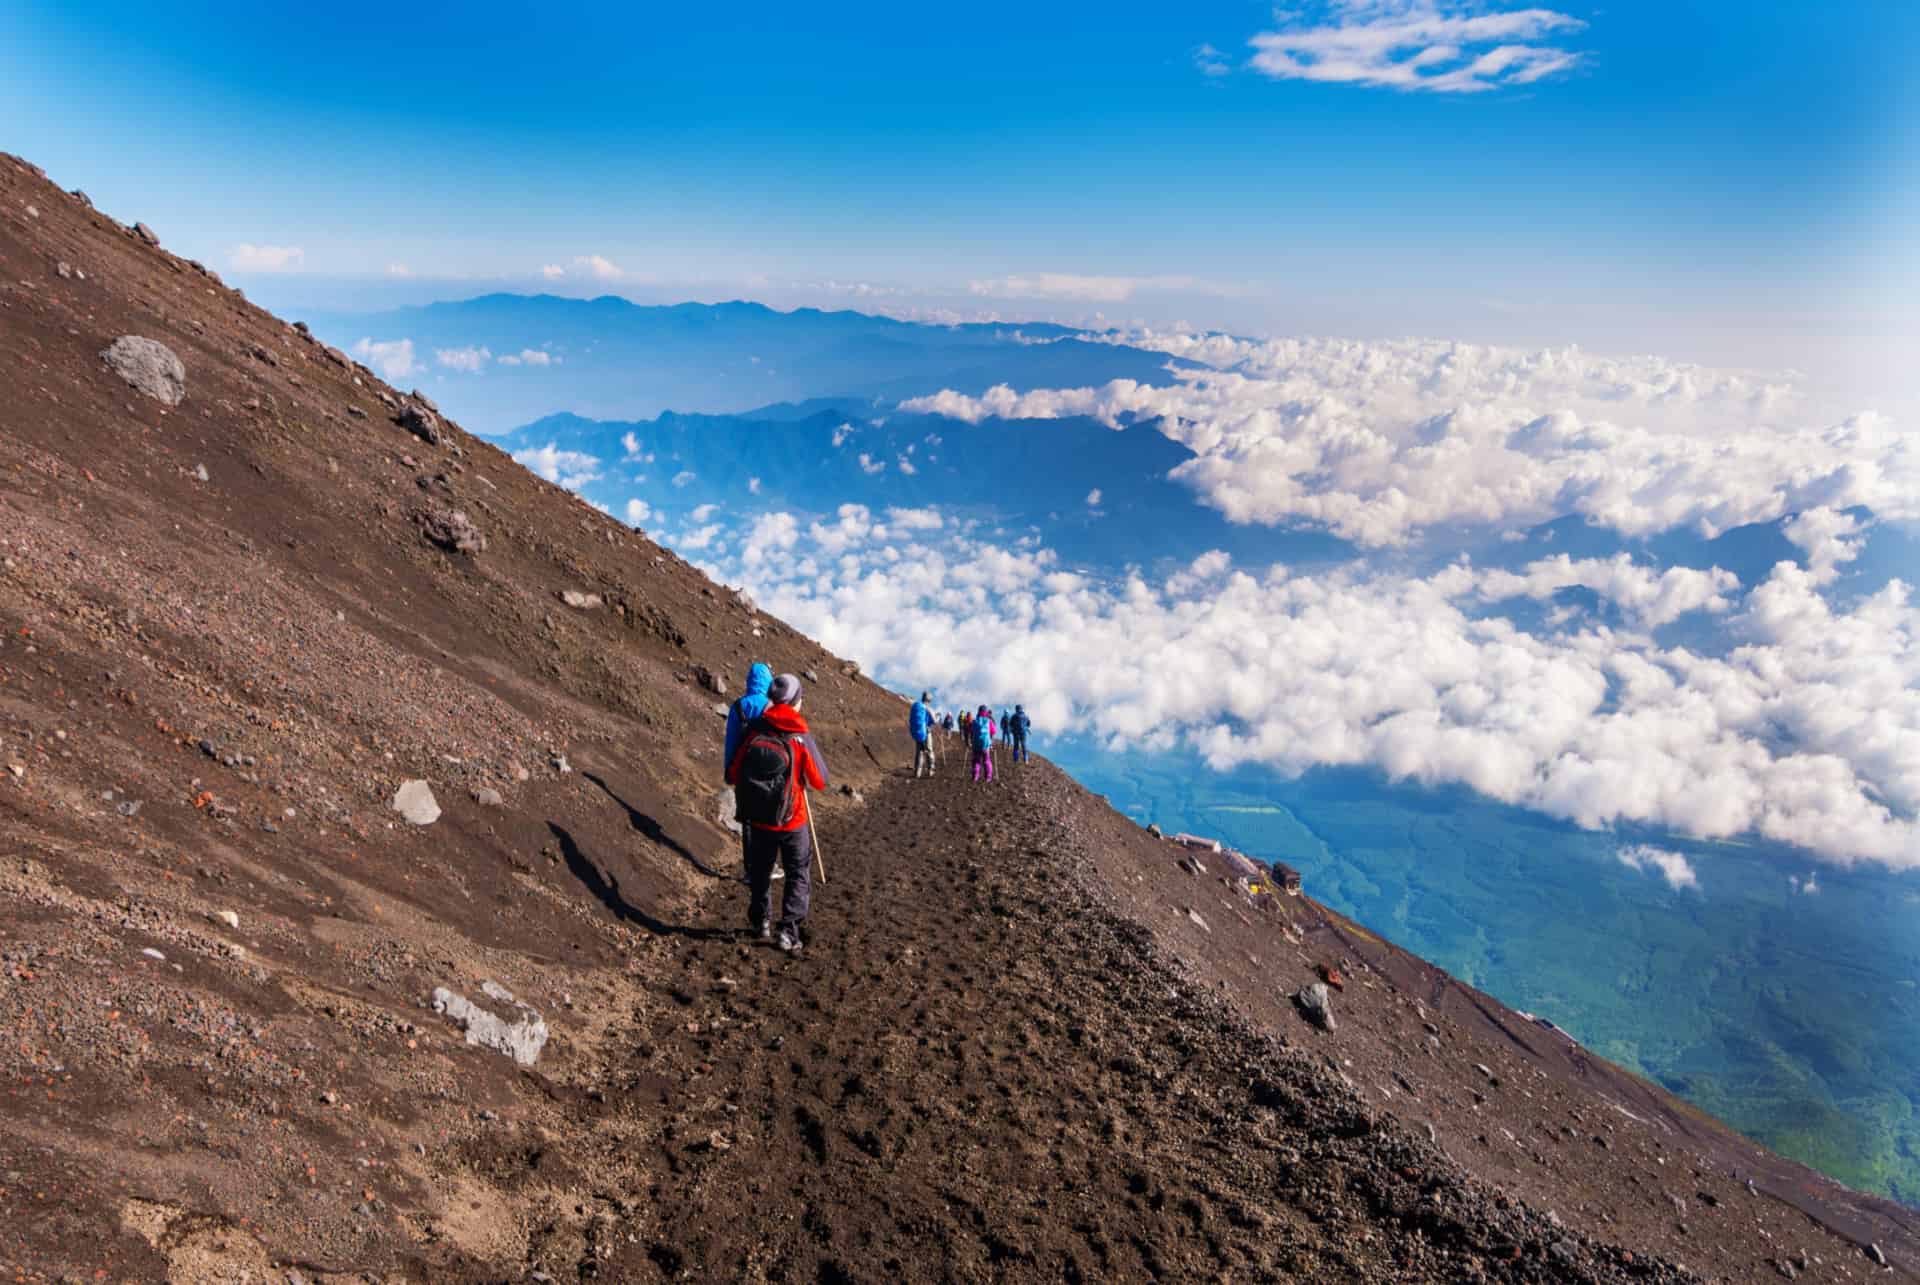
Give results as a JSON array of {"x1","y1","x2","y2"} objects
[{"x1": 0, "y1": 151, "x2": 1914, "y2": 1282}]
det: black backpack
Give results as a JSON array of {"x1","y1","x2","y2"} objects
[{"x1": 733, "y1": 724, "x2": 799, "y2": 827}]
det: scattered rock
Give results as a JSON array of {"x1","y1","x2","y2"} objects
[
  {"x1": 430, "y1": 986, "x2": 549, "y2": 1066},
  {"x1": 397, "y1": 403, "x2": 442, "y2": 445},
  {"x1": 695, "y1": 666, "x2": 726, "y2": 695},
  {"x1": 192, "y1": 463, "x2": 210, "y2": 483},
  {"x1": 390, "y1": 779, "x2": 441, "y2": 825},
  {"x1": 1185, "y1": 907, "x2": 1210, "y2": 932},
  {"x1": 712, "y1": 702, "x2": 729, "y2": 718},
  {"x1": 715, "y1": 788, "x2": 742, "y2": 836},
  {"x1": 471, "y1": 786, "x2": 503, "y2": 807},
  {"x1": 559, "y1": 590, "x2": 602, "y2": 610},
  {"x1": 248, "y1": 342, "x2": 279, "y2": 367},
  {"x1": 1868, "y1": 1243, "x2": 1888, "y2": 1266},
  {"x1": 550, "y1": 753, "x2": 571, "y2": 775},
  {"x1": 101, "y1": 336, "x2": 186, "y2": 406},
  {"x1": 1294, "y1": 982, "x2": 1335, "y2": 1031},
  {"x1": 803, "y1": 669, "x2": 820, "y2": 683},
  {"x1": 213, "y1": 910, "x2": 240, "y2": 930},
  {"x1": 133, "y1": 221, "x2": 161, "y2": 246},
  {"x1": 1147, "y1": 823, "x2": 1164, "y2": 838},
  {"x1": 141, "y1": 948, "x2": 167, "y2": 962},
  {"x1": 418, "y1": 505, "x2": 485, "y2": 554},
  {"x1": 55, "y1": 260, "x2": 72, "y2": 279}
]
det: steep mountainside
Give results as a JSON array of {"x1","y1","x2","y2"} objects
[{"x1": 1, "y1": 153, "x2": 1915, "y2": 1282}]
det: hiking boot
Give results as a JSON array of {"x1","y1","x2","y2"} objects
[
  {"x1": 777, "y1": 928, "x2": 803, "y2": 954},
  {"x1": 755, "y1": 917, "x2": 773, "y2": 941}
]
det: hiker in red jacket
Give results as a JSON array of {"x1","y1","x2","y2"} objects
[{"x1": 726, "y1": 672, "x2": 828, "y2": 954}]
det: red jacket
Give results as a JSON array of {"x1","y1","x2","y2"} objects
[{"x1": 725, "y1": 702, "x2": 828, "y2": 831}]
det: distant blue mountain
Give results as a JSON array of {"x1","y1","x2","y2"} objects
[{"x1": 300, "y1": 295, "x2": 1196, "y2": 434}]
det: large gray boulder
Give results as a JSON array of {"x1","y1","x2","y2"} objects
[{"x1": 101, "y1": 336, "x2": 186, "y2": 406}]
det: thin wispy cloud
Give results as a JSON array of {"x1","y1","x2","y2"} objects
[
  {"x1": 1247, "y1": 1, "x2": 1587, "y2": 94},
  {"x1": 968, "y1": 273, "x2": 1237, "y2": 303},
  {"x1": 1193, "y1": 43, "x2": 1232, "y2": 77},
  {"x1": 229, "y1": 243, "x2": 304, "y2": 272},
  {"x1": 435, "y1": 345, "x2": 492, "y2": 373},
  {"x1": 573, "y1": 254, "x2": 625, "y2": 281}
]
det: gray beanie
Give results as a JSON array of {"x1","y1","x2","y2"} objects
[{"x1": 769, "y1": 672, "x2": 803, "y2": 706}]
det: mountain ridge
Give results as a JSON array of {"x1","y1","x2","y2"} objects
[{"x1": 2, "y1": 151, "x2": 1915, "y2": 1282}]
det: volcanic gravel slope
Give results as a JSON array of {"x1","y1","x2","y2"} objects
[{"x1": 0, "y1": 151, "x2": 1915, "y2": 1282}]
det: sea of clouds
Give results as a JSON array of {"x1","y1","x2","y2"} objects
[{"x1": 574, "y1": 331, "x2": 1918, "y2": 869}]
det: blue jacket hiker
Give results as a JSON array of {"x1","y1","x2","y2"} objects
[
  {"x1": 724, "y1": 663, "x2": 774, "y2": 770},
  {"x1": 1009, "y1": 705, "x2": 1032, "y2": 763},
  {"x1": 910, "y1": 691, "x2": 936, "y2": 778},
  {"x1": 722, "y1": 663, "x2": 775, "y2": 878}
]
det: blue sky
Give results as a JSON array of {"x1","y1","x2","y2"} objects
[{"x1": 5, "y1": 1, "x2": 1915, "y2": 402}]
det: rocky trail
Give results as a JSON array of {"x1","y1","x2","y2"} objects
[{"x1": 529, "y1": 756, "x2": 1726, "y2": 1283}]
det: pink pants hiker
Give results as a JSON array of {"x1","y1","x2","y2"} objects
[{"x1": 971, "y1": 748, "x2": 994, "y2": 782}]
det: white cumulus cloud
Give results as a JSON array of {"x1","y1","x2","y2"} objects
[
  {"x1": 901, "y1": 337, "x2": 1916, "y2": 549},
  {"x1": 435, "y1": 345, "x2": 492, "y2": 373},
  {"x1": 685, "y1": 506, "x2": 1920, "y2": 870},
  {"x1": 1617, "y1": 845, "x2": 1700, "y2": 892},
  {"x1": 512, "y1": 443, "x2": 603, "y2": 490},
  {"x1": 624, "y1": 498, "x2": 651, "y2": 526},
  {"x1": 351, "y1": 337, "x2": 417, "y2": 380},
  {"x1": 541, "y1": 264, "x2": 566, "y2": 280}
]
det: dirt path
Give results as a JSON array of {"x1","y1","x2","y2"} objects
[{"x1": 572, "y1": 760, "x2": 1684, "y2": 1284}]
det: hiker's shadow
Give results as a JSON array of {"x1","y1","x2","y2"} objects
[
  {"x1": 549, "y1": 823, "x2": 735, "y2": 941},
  {"x1": 583, "y1": 771, "x2": 734, "y2": 882}
]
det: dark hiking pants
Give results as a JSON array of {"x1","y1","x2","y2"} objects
[
  {"x1": 1012, "y1": 734, "x2": 1029, "y2": 763},
  {"x1": 746, "y1": 824, "x2": 813, "y2": 937}
]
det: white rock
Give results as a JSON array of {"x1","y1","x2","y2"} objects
[
  {"x1": 430, "y1": 986, "x2": 548, "y2": 1066},
  {"x1": 391, "y1": 779, "x2": 440, "y2": 825},
  {"x1": 214, "y1": 909, "x2": 240, "y2": 929},
  {"x1": 559, "y1": 590, "x2": 602, "y2": 609}
]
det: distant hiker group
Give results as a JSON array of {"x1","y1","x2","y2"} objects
[
  {"x1": 909, "y1": 693, "x2": 1032, "y2": 783},
  {"x1": 723, "y1": 663, "x2": 827, "y2": 955},
  {"x1": 724, "y1": 665, "x2": 1037, "y2": 955}
]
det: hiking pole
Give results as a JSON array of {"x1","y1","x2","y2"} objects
[{"x1": 805, "y1": 789, "x2": 827, "y2": 886}]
